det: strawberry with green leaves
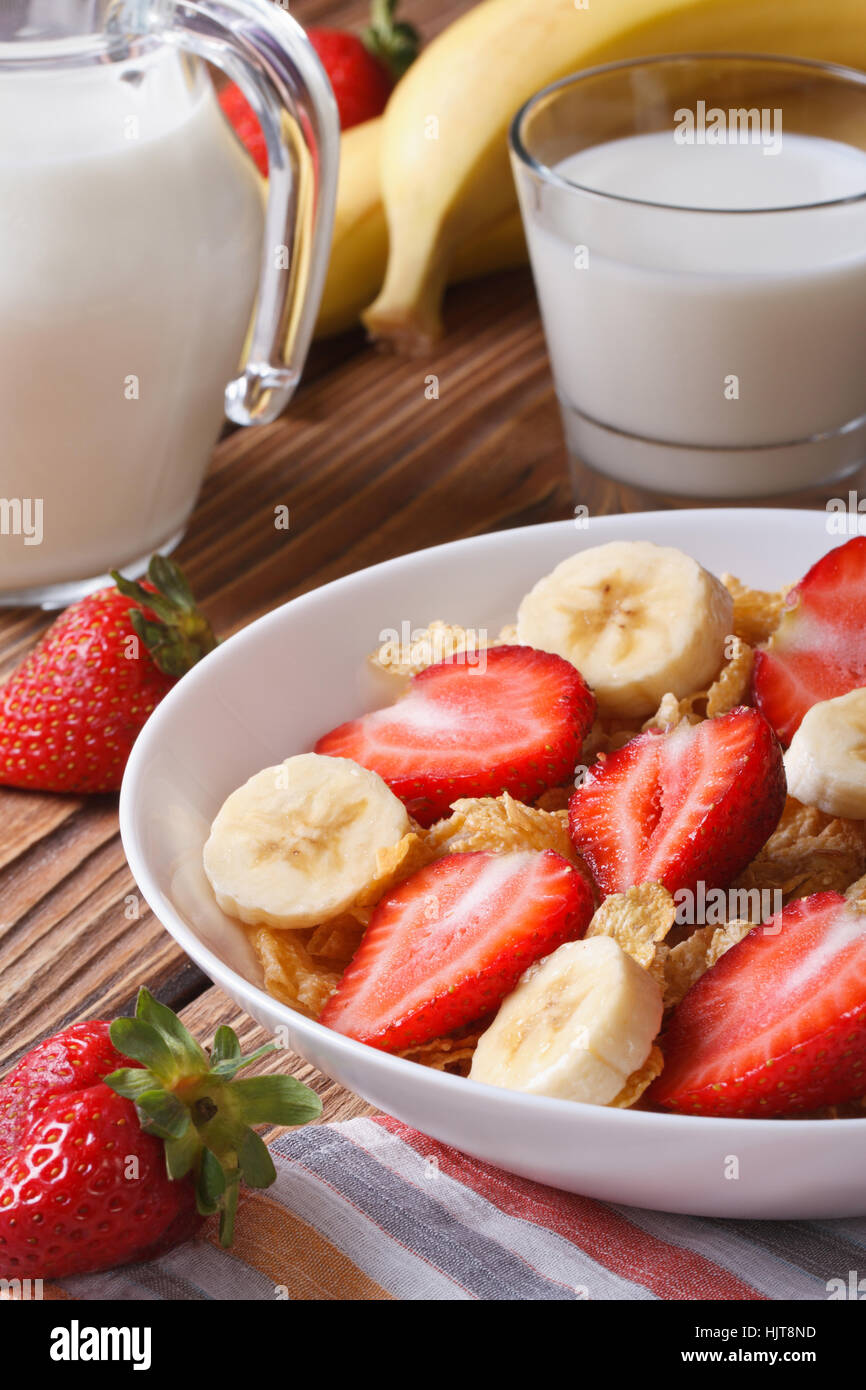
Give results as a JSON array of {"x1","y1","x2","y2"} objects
[
  {"x1": 0, "y1": 989, "x2": 320, "y2": 1278},
  {"x1": 0, "y1": 555, "x2": 215, "y2": 794}
]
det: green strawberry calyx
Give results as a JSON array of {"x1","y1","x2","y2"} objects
[
  {"x1": 105, "y1": 988, "x2": 321, "y2": 1247},
  {"x1": 110, "y1": 554, "x2": 217, "y2": 680},
  {"x1": 362, "y1": 0, "x2": 420, "y2": 81}
]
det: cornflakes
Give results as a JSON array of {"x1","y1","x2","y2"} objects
[
  {"x1": 534, "y1": 785, "x2": 572, "y2": 813},
  {"x1": 239, "y1": 557, "x2": 866, "y2": 1123},
  {"x1": 733, "y1": 797, "x2": 866, "y2": 903},
  {"x1": 721, "y1": 573, "x2": 791, "y2": 646},
  {"x1": 705, "y1": 636, "x2": 754, "y2": 717},
  {"x1": 371, "y1": 620, "x2": 515, "y2": 678},
  {"x1": 580, "y1": 718, "x2": 613, "y2": 764},
  {"x1": 638, "y1": 636, "x2": 754, "y2": 735},
  {"x1": 845, "y1": 874, "x2": 866, "y2": 912},
  {"x1": 586, "y1": 882, "x2": 676, "y2": 984},
  {"x1": 610, "y1": 1045, "x2": 664, "y2": 1108},
  {"x1": 306, "y1": 917, "x2": 365, "y2": 965},
  {"x1": 397, "y1": 1024, "x2": 487, "y2": 1077},
  {"x1": 426, "y1": 791, "x2": 583, "y2": 869},
  {"x1": 250, "y1": 926, "x2": 340, "y2": 1018},
  {"x1": 642, "y1": 691, "x2": 700, "y2": 732},
  {"x1": 663, "y1": 919, "x2": 753, "y2": 1008},
  {"x1": 351, "y1": 831, "x2": 433, "y2": 912}
]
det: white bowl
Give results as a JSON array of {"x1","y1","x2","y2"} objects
[{"x1": 120, "y1": 508, "x2": 866, "y2": 1219}]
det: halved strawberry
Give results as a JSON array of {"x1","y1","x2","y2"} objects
[
  {"x1": 650, "y1": 892, "x2": 866, "y2": 1116},
  {"x1": 319, "y1": 849, "x2": 594, "y2": 1051},
  {"x1": 568, "y1": 706, "x2": 786, "y2": 898},
  {"x1": 753, "y1": 536, "x2": 866, "y2": 745},
  {"x1": 315, "y1": 645, "x2": 595, "y2": 826}
]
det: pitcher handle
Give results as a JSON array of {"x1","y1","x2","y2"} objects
[{"x1": 121, "y1": 0, "x2": 339, "y2": 425}]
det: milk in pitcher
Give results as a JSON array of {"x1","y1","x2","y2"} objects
[{"x1": 0, "y1": 49, "x2": 264, "y2": 592}]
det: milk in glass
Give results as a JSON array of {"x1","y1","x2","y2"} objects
[{"x1": 524, "y1": 131, "x2": 866, "y2": 495}]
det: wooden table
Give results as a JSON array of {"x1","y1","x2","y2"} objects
[{"x1": 0, "y1": 0, "x2": 586, "y2": 1128}]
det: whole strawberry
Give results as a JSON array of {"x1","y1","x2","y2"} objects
[
  {"x1": 308, "y1": 27, "x2": 394, "y2": 132},
  {"x1": 218, "y1": 82, "x2": 269, "y2": 176},
  {"x1": 0, "y1": 555, "x2": 215, "y2": 793},
  {"x1": 219, "y1": 0, "x2": 419, "y2": 172},
  {"x1": 0, "y1": 989, "x2": 321, "y2": 1279}
]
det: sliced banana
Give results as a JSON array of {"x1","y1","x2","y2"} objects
[
  {"x1": 469, "y1": 935, "x2": 663, "y2": 1104},
  {"x1": 203, "y1": 752, "x2": 410, "y2": 929},
  {"x1": 516, "y1": 540, "x2": 733, "y2": 719},
  {"x1": 784, "y1": 688, "x2": 866, "y2": 819}
]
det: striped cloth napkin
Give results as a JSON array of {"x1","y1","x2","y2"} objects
[{"x1": 51, "y1": 1115, "x2": 854, "y2": 1301}]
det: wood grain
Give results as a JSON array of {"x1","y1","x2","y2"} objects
[{"x1": 0, "y1": 0, "x2": 573, "y2": 1083}]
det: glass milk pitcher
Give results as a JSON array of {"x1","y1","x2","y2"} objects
[{"x1": 0, "y1": 0, "x2": 338, "y2": 605}]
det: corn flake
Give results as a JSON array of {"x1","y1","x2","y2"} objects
[
  {"x1": 371, "y1": 620, "x2": 514, "y2": 678},
  {"x1": 350, "y1": 830, "x2": 433, "y2": 913},
  {"x1": 642, "y1": 692, "x2": 701, "y2": 732},
  {"x1": 580, "y1": 718, "x2": 614, "y2": 764},
  {"x1": 845, "y1": 874, "x2": 866, "y2": 912},
  {"x1": 534, "y1": 785, "x2": 572, "y2": 813},
  {"x1": 427, "y1": 792, "x2": 580, "y2": 868},
  {"x1": 396, "y1": 1024, "x2": 487, "y2": 1076},
  {"x1": 610, "y1": 1045, "x2": 664, "y2": 1108},
  {"x1": 636, "y1": 637, "x2": 754, "y2": 736},
  {"x1": 706, "y1": 636, "x2": 754, "y2": 717},
  {"x1": 663, "y1": 919, "x2": 753, "y2": 1008},
  {"x1": 721, "y1": 573, "x2": 791, "y2": 646},
  {"x1": 250, "y1": 926, "x2": 339, "y2": 1018},
  {"x1": 734, "y1": 797, "x2": 866, "y2": 903},
  {"x1": 586, "y1": 883, "x2": 676, "y2": 984},
  {"x1": 306, "y1": 916, "x2": 365, "y2": 965}
]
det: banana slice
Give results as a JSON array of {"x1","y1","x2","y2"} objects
[
  {"x1": 469, "y1": 935, "x2": 662, "y2": 1104},
  {"x1": 203, "y1": 753, "x2": 410, "y2": 929},
  {"x1": 516, "y1": 540, "x2": 733, "y2": 719},
  {"x1": 784, "y1": 688, "x2": 866, "y2": 819}
]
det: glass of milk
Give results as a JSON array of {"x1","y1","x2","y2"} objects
[
  {"x1": 510, "y1": 55, "x2": 866, "y2": 503},
  {"x1": 0, "y1": 0, "x2": 338, "y2": 606}
]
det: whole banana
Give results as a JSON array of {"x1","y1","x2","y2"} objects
[
  {"x1": 315, "y1": 120, "x2": 388, "y2": 339},
  {"x1": 363, "y1": 0, "x2": 866, "y2": 352},
  {"x1": 315, "y1": 117, "x2": 526, "y2": 338}
]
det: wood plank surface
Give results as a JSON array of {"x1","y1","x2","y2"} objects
[{"x1": 0, "y1": 0, "x2": 574, "y2": 1082}]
